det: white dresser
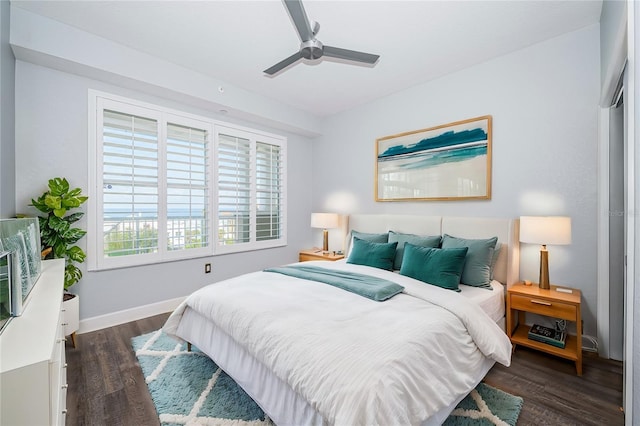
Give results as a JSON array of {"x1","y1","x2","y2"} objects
[{"x1": 0, "y1": 259, "x2": 67, "y2": 425}]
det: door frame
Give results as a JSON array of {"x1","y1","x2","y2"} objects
[
  {"x1": 597, "y1": 0, "x2": 628, "y2": 361},
  {"x1": 596, "y1": 3, "x2": 634, "y2": 422}
]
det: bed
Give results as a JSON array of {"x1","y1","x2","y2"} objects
[{"x1": 163, "y1": 214, "x2": 520, "y2": 425}]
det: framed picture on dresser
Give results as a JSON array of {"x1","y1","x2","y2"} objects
[{"x1": 375, "y1": 115, "x2": 492, "y2": 201}]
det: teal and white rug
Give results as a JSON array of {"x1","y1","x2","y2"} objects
[{"x1": 132, "y1": 330, "x2": 523, "y2": 426}]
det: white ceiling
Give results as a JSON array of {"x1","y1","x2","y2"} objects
[{"x1": 12, "y1": 0, "x2": 602, "y2": 117}]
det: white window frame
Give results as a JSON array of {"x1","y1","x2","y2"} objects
[
  {"x1": 213, "y1": 124, "x2": 287, "y2": 255},
  {"x1": 87, "y1": 90, "x2": 287, "y2": 270}
]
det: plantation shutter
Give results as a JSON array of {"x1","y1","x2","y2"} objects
[
  {"x1": 255, "y1": 141, "x2": 283, "y2": 241},
  {"x1": 89, "y1": 93, "x2": 286, "y2": 270},
  {"x1": 102, "y1": 110, "x2": 159, "y2": 257},
  {"x1": 217, "y1": 134, "x2": 251, "y2": 245},
  {"x1": 166, "y1": 123, "x2": 209, "y2": 251}
]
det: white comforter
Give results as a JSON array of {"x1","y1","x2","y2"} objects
[{"x1": 164, "y1": 260, "x2": 512, "y2": 425}]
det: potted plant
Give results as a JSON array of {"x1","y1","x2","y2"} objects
[{"x1": 31, "y1": 177, "x2": 88, "y2": 347}]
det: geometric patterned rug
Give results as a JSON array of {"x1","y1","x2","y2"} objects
[
  {"x1": 443, "y1": 383, "x2": 523, "y2": 426},
  {"x1": 132, "y1": 330, "x2": 523, "y2": 426}
]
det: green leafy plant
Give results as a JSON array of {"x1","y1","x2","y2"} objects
[{"x1": 31, "y1": 178, "x2": 88, "y2": 291}]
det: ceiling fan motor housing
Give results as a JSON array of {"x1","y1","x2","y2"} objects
[{"x1": 300, "y1": 39, "x2": 324, "y2": 60}]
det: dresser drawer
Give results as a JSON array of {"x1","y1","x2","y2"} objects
[{"x1": 510, "y1": 294, "x2": 576, "y2": 320}]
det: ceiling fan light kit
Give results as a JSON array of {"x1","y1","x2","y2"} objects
[{"x1": 264, "y1": 0, "x2": 380, "y2": 76}]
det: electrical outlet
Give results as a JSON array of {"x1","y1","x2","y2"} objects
[{"x1": 205, "y1": 263, "x2": 211, "y2": 273}]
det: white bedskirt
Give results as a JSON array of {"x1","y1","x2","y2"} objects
[{"x1": 173, "y1": 306, "x2": 496, "y2": 426}]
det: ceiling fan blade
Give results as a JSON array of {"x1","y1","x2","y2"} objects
[
  {"x1": 283, "y1": 0, "x2": 314, "y2": 41},
  {"x1": 323, "y1": 46, "x2": 380, "y2": 64},
  {"x1": 264, "y1": 51, "x2": 303, "y2": 75}
]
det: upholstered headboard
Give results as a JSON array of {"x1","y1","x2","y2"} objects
[{"x1": 343, "y1": 214, "x2": 520, "y2": 287}]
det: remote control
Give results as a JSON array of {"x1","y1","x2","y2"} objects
[{"x1": 555, "y1": 287, "x2": 573, "y2": 294}]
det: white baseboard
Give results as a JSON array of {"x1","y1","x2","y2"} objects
[{"x1": 78, "y1": 296, "x2": 186, "y2": 334}]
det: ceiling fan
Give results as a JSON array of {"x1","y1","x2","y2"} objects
[{"x1": 264, "y1": 0, "x2": 380, "y2": 76}]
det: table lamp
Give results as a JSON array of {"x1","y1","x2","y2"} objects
[
  {"x1": 311, "y1": 213, "x2": 339, "y2": 253},
  {"x1": 519, "y1": 216, "x2": 572, "y2": 289}
]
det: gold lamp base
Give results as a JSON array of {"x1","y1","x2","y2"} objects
[
  {"x1": 322, "y1": 229, "x2": 329, "y2": 253},
  {"x1": 538, "y1": 245, "x2": 550, "y2": 290}
]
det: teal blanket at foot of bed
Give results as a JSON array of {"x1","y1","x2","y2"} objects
[{"x1": 263, "y1": 265, "x2": 404, "y2": 301}]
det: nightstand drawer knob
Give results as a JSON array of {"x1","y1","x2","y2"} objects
[{"x1": 530, "y1": 299, "x2": 552, "y2": 306}]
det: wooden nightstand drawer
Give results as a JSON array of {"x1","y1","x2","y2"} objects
[
  {"x1": 299, "y1": 249, "x2": 344, "y2": 262},
  {"x1": 510, "y1": 294, "x2": 577, "y2": 321},
  {"x1": 299, "y1": 253, "x2": 328, "y2": 262}
]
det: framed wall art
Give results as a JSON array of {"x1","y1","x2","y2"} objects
[{"x1": 375, "y1": 115, "x2": 492, "y2": 201}]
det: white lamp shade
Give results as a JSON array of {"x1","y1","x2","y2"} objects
[
  {"x1": 519, "y1": 216, "x2": 571, "y2": 245},
  {"x1": 311, "y1": 213, "x2": 339, "y2": 229}
]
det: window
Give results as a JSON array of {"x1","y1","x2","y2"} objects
[
  {"x1": 256, "y1": 141, "x2": 283, "y2": 241},
  {"x1": 88, "y1": 92, "x2": 286, "y2": 270},
  {"x1": 217, "y1": 133, "x2": 251, "y2": 246},
  {"x1": 166, "y1": 123, "x2": 210, "y2": 252},
  {"x1": 215, "y1": 126, "x2": 286, "y2": 254},
  {"x1": 101, "y1": 109, "x2": 161, "y2": 259}
]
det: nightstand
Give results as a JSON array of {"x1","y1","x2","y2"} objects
[
  {"x1": 506, "y1": 282, "x2": 582, "y2": 375},
  {"x1": 299, "y1": 248, "x2": 345, "y2": 262}
]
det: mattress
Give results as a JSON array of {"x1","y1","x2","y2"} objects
[{"x1": 459, "y1": 280, "x2": 505, "y2": 323}]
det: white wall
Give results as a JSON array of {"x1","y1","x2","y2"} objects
[
  {"x1": 0, "y1": 0, "x2": 15, "y2": 218},
  {"x1": 314, "y1": 25, "x2": 601, "y2": 336},
  {"x1": 14, "y1": 61, "x2": 314, "y2": 320},
  {"x1": 600, "y1": 0, "x2": 627, "y2": 100}
]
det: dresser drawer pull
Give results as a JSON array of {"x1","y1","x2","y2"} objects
[
  {"x1": 62, "y1": 384, "x2": 68, "y2": 389},
  {"x1": 62, "y1": 409, "x2": 68, "y2": 415},
  {"x1": 530, "y1": 299, "x2": 552, "y2": 306}
]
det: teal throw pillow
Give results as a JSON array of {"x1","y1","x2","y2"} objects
[
  {"x1": 388, "y1": 231, "x2": 441, "y2": 270},
  {"x1": 399, "y1": 244, "x2": 468, "y2": 292},
  {"x1": 347, "y1": 237, "x2": 398, "y2": 271},
  {"x1": 441, "y1": 234, "x2": 498, "y2": 289},
  {"x1": 351, "y1": 230, "x2": 389, "y2": 243},
  {"x1": 490, "y1": 243, "x2": 502, "y2": 280}
]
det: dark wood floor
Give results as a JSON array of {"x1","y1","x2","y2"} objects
[{"x1": 65, "y1": 313, "x2": 624, "y2": 426}]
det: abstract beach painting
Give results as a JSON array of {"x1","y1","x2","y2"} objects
[{"x1": 376, "y1": 116, "x2": 492, "y2": 201}]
